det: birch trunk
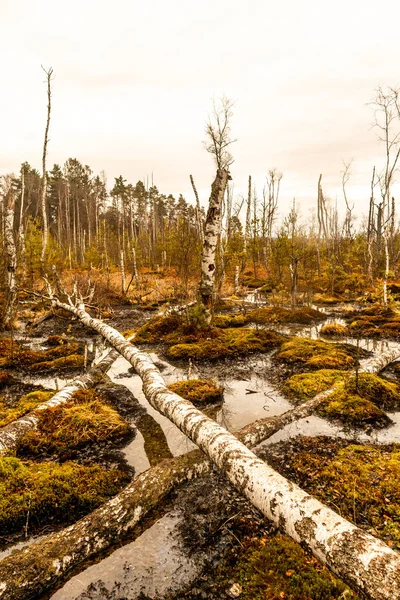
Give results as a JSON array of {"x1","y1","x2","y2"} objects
[
  {"x1": 41, "y1": 300, "x2": 400, "y2": 600},
  {"x1": 40, "y1": 67, "x2": 53, "y2": 268},
  {"x1": 190, "y1": 174, "x2": 204, "y2": 243},
  {"x1": 0, "y1": 347, "x2": 121, "y2": 454},
  {"x1": 199, "y1": 168, "x2": 230, "y2": 308},
  {"x1": 1, "y1": 191, "x2": 18, "y2": 330},
  {"x1": 0, "y1": 336, "x2": 398, "y2": 599},
  {"x1": 120, "y1": 249, "x2": 126, "y2": 295}
]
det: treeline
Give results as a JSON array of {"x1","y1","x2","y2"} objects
[{"x1": 1, "y1": 158, "x2": 400, "y2": 303}]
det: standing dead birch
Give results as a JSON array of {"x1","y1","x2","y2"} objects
[{"x1": 40, "y1": 66, "x2": 53, "y2": 269}]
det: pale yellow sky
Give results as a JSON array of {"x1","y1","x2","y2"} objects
[{"x1": 1, "y1": 0, "x2": 400, "y2": 222}]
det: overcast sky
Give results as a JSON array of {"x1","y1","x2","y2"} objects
[{"x1": 1, "y1": 0, "x2": 400, "y2": 223}]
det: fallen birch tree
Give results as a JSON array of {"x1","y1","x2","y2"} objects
[
  {"x1": 0, "y1": 304, "x2": 398, "y2": 599},
  {"x1": 20, "y1": 296, "x2": 399, "y2": 600}
]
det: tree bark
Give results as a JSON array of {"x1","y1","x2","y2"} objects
[
  {"x1": 36, "y1": 300, "x2": 400, "y2": 600},
  {"x1": 199, "y1": 168, "x2": 230, "y2": 309},
  {"x1": 40, "y1": 67, "x2": 53, "y2": 268},
  {"x1": 0, "y1": 347, "x2": 122, "y2": 454},
  {"x1": 1, "y1": 189, "x2": 18, "y2": 330}
]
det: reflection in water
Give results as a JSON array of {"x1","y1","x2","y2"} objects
[{"x1": 50, "y1": 510, "x2": 207, "y2": 600}]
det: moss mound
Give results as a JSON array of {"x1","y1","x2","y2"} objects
[
  {"x1": 17, "y1": 391, "x2": 131, "y2": 456},
  {"x1": 0, "y1": 337, "x2": 82, "y2": 372},
  {"x1": 0, "y1": 390, "x2": 54, "y2": 428},
  {"x1": 168, "y1": 379, "x2": 223, "y2": 405},
  {"x1": 317, "y1": 386, "x2": 391, "y2": 428},
  {"x1": 28, "y1": 353, "x2": 85, "y2": 373},
  {"x1": 211, "y1": 533, "x2": 355, "y2": 600},
  {"x1": 270, "y1": 438, "x2": 400, "y2": 549},
  {"x1": 282, "y1": 369, "x2": 345, "y2": 403},
  {"x1": 168, "y1": 328, "x2": 283, "y2": 361},
  {"x1": 276, "y1": 338, "x2": 356, "y2": 370},
  {"x1": 0, "y1": 456, "x2": 129, "y2": 535},
  {"x1": 346, "y1": 304, "x2": 400, "y2": 339},
  {"x1": 213, "y1": 314, "x2": 246, "y2": 328},
  {"x1": 320, "y1": 323, "x2": 350, "y2": 336},
  {"x1": 245, "y1": 306, "x2": 324, "y2": 325},
  {"x1": 345, "y1": 373, "x2": 400, "y2": 411},
  {"x1": 313, "y1": 293, "x2": 345, "y2": 304}
]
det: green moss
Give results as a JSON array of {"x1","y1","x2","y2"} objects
[
  {"x1": 345, "y1": 373, "x2": 400, "y2": 410},
  {"x1": 168, "y1": 328, "x2": 283, "y2": 361},
  {"x1": 0, "y1": 390, "x2": 55, "y2": 428},
  {"x1": 0, "y1": 456, "x2": 129, "y2": 535},
  {"x1": 276, "y1": 338, "x2": 356, "y2": 370},
  {"x1": 17, "y1": 395, "x2": 131, "y2": 456},
  {"x1": 134, "y1": 314, "x2": 185, "y2": 344},
  {"x1": 320, "y1": 323, "x2": 350, "y2": 336},
  {"x1": 29, "y1": 354, "x2": 85, "y2": 373},
  {"x1": 286, "y1": 440, "x2": 400, "y2": 548},
  {"x1": 242, "y1": 276, "x2": 267, "y2": 288},
  {"x1": 245, "y1": 306, "x2": 324, "y2": 325},
  {"x1": 317, "y1": 385, "x2": 391, "y2": 427},
  {"x1": 213, "y1": 314, "x2": 246, "y2": 328},
  {"x1": 0, "y1": 338, "x2": 81, "y2": 371},
  {"x1": 282, "y1": 369, "x2": 345, "y2": 403},
  {"x1": 168, "y1": 379, "x2": 223, "y2": 405},
  {"x1": 208, "y1": 534, "x2": 355, "y2": 600},
  {"x1": 313, "y1": 293, "x2": 345, "y2": 304}
]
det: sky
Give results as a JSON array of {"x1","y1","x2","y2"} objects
[{"x1": 1, "y1": 0, "x2": 400, "y2": 225}]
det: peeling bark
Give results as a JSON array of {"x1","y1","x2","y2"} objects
[
  {"x1": 0, "y1": 339, "x2": 398, "y2": 599},
  {"x1": 0, "y1": 348, "x2": 121, "y2": 454},
  {"x1": 1, "y1": 190, "x2": 17, "y2": 330},
  {"x1": 30, "y1": 300, "x2": 400, "y2": 600},
  {"x1": 199, "y1": 168, "x2": 230, "y2": 308}
]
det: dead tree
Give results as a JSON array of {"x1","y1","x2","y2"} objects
[
  {"x1": 40, "y1": 66, "x2": 53, "y2": 269},
  {"x1": 342, "y1": 159, "x2": 354, "y2": 239},
  {"x1": 1, "y1": 178, "x2": 18, "y2": 329},
  {"x1": 370, "y1": 86, "x2": 400, "y2": 304},
  {"x1": 199, "y1": 97, "x2": 235, "y2": 311},
  {"x1": 29, "y1": 297, "x2": 400, "y2": 600},
  {"x1": 1, "y1": 310, "x2": 397, "y2": 600},
  {"x1": 190, "y1": 174, "x2": 204, "y2": 243}
]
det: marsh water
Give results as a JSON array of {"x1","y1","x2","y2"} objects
[{"x1": 5, "y1": 306, "x2": 388, "y2": 599}]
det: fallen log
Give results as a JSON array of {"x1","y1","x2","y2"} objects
[
  {"x1": 32, "y1": 299, "x2": 399, "y2": 600},
  {"x1": 0, "y1": 397, "x2": 349, "y2": 600},
  {"x1": 0, "y1": 347, "x2": 121, "y2": 454},
  {"x1": 0, "y1": 340, "x2": 398, "y2": 599}
]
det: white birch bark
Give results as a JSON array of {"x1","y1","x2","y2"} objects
[
  {"x1": 120, "y1": 249, "x2": 126, "y2": 295},
  {"x1": 0, "y1": 338, "x2": 398, "y2": 599},
  {"x1": 190, "y1": 174, "x2": 204, "y2": 243},
  {"x1": 40, "y1": 67, "x2": 53, "y2": 268},
  {"x1": 0, "y1": 347, "x2": 121, "y2": 454},
  {"x1": 2, "y1": 191, "x2": 18, "y2": 329},
  {"x1": 43, "y1": 300, "x2": 400, "y2": 600},
  {"x1": 199, "y1": 168, "x2": 230, "y2": 308}
]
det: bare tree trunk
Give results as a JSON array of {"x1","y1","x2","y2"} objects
[
  {"x1": 241, "y1": 175, "x2": 252, "y2": 277},
  {"x1": 120, "y1": 249, "x2": 126, "y2": 295},
  {"x1": 41, "y1": 299, "x2": 400, "y2": 600},
  {"x1": 132, "y1": 246, "x2": 140, "y2": 289},
  {"x1": 0, "y1": 346, "x2": 122, "y2": 454},
  {"x1": 0, "y1": 342, "x2": 398, "y2": 600},
  {"x1": 199, "y1": 168, "x2": 230, "y2": 310},
  {"x1": 1, "y1": 188, "x2": 17, "y2": 329},
  {"x1": 367, "y1": 167, "x2": 376, "y2": 285},
  {"x1": 234, "y1": 264, "x2": 239, "y2": 295},
  {"x1": 40, "y1": 67, "x2": 53, "y2": 269},
  {"x1": 190, "y1": 174, "x2": 204, "y2": 243}
]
